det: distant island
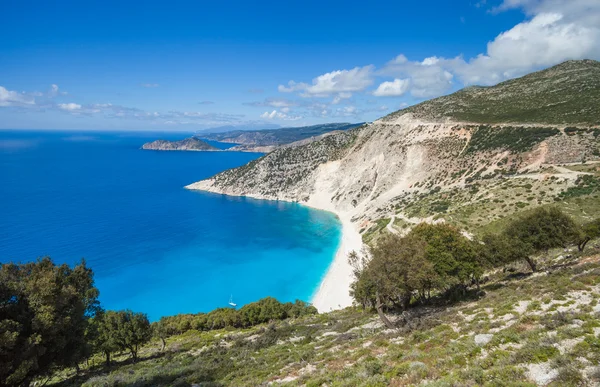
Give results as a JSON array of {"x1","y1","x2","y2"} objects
[
  {"x1": 142, "y1": 122, "x2": 363, "y2": 153},
  {"x1": 141, "y1": 137, "x2": 219, "y2": 151},
  {"x1": 200, "y1": 122, "x2": 363, "y2": 151}
]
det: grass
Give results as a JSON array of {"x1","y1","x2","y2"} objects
[{"x1": 465, "y1": 126, "x2": 560, "y2": 154}]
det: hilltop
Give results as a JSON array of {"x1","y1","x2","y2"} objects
[{"x1": 141, "y1": 138, "x2": 220, "y2": 151}]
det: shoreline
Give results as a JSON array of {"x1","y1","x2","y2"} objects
[
  {"x1": 309, "y1": 211, "x2": 362, "y2": 312},
  {"x1": 184, "y1": 181, "x2": 362, "y2": 313}
]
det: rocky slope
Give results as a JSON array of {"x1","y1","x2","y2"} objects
[
  {"x1": 141, "y1": 138, "x2": 219, "y2": 151},
  {"x1": 186, "y1": 60, "x2": 600, "y2": 239}
]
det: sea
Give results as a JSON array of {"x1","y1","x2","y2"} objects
[{"x1": 0, "y1": 130, "x2": 342, "y2": 321}]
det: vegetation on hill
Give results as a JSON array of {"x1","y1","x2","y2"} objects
[
  {"x1": 206, "y1": 128, "x2": 361, "y2": 197},
  {"x1": 0, "y1": 259, "x2": 315, "y2": 386},
  {"x1": 388, "y1": 60, "x2": 600, "y2": 125},
  {"x1": 353, "y1": 209, "x2": 596, "y2": 327},
  {"x1": 464, "y1": 126, "x2": 560, "y2": 154}
]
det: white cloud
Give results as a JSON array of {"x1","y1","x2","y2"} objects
[
  {"x1": 0, "y1": 86, "x2": 36, "y2": 107},
  {"x1": 332, "y1": 92, "x2": 352, "y2": 104},
  {"x1": 380, "y1": 59, "x2": 455, "y2": 98},
  {"x1": 421, "y1": 57, "x2": 441, "y2": 66},
  {"x1": 260, "y1": 109, "x2": 302, "y2": 121},
  {"x1": 274, "y1": 0, "x2": 599, "y2": 106},
  {"x1": 453, "y1": 10, "x2": 600, "y2": 84},
  {"x1": 48, "y1": 84, "x2": 60, "y2": 97},
  {"x1": 245, "y1": 98, "x2": 299, "y2": 108},
  {"x1": 379, "y1": 0, "x2": 600, "y2": 95},
  {"x1": 140, "y1": 83, "x2": 159, "y2": 88},
  {"x1": 58, "y1": 103, "x2": 82, "y2": 111},
  {"x1": 261, "y1": 110, "x2": 277, "y2": 119},
  {"x1": 279, "y1": 66, "x2": 374, "y2": 98},
  {"x1": 372, "y1": 78, "x2": 410, "y2": 97}
]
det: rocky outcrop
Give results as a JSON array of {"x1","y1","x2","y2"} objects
[{"x1": 141, "y1": 138, "x2": 219, "y2": 151}]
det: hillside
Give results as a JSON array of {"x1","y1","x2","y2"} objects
[
  {"x1": 50, "y1": 246, "x2": 600, "y2": 386},
  {"x1": 200, "y1": 123, "x2": 363, "y2": 151},
  {"x1": 141, "y1": 138, "x2": 220, "y2": 151},
  {"x1": 187, "y1": 60, "x2": 600, "y2": 233}
]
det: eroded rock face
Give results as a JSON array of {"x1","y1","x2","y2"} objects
[
  {"x1": 187, "y1": 118, "x2": 597, "y2": 218},
  {"x1": 141, "y1": 138, "x2": 220, "y2": 151}
]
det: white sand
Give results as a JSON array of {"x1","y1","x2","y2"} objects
[
  {"x1": 310, "y1": 211, "x2": 362, "y2": 312},
  {"x1": 301, "y1": 161, "x2": 363, "y2": 312}
]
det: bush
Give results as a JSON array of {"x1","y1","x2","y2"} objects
[
  {"x1": 350, "y1": 223, "x2": 483, "y2": 327},
  {"x1": 502, "y1": 207, "x2": 581, "y2": 270},
  {"x1": 0, "y1": 257, "x2": 99, "y2": 385},
  {"x1": 150, "y1": 297, "x2": 317, "y2": 339}
]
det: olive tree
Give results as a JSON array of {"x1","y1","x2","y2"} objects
[
  {"x1": 503, "y1": 207, "x2": 581, "y2": 271},
  {"x1": 97, "y1": 310, "x2": 151, "y2": 363}
]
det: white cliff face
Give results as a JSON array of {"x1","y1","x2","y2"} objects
[{"x1": 187, "y1": 59, "x2": 600, "y2": 220}]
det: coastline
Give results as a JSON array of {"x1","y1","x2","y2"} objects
[
  {"x1": 184, "y1": 181, "x2": 362, "y2": 313},
  {"x1": 309, "y1": 211, "x2": 362, "y2": 312}
]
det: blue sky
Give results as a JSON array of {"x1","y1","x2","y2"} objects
[{"x1": 1, "y1": 0, "x2": 598, "y2": 131}]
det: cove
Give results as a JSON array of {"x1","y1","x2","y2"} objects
[{"x1": 0, "y1": 130, "x2": 342, "y2": 321}]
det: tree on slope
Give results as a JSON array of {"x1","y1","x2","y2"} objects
[
  {"x1": 503, "y1": 207, "x2": 581, "y2": 271},
  {"x1": 97, "y1": 310, "x2": 151, "y2": 363},
  {"x1": 578, "y1": 218, "x2": 600, "y2": 252},
  {"x1": 410, "y1": 223, "x2": 483, "y2": 295},
  {"x1": 0, "y1": 257, "x2": 99, "y2": 386},
  {"x1": 350, "y1": 233, "x2": 437, "y2": 328}
]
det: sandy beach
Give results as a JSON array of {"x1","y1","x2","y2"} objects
[{"x1": 309, "y1": 211, "x2": 362, "y2": 312}]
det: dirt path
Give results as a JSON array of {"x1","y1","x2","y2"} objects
[
  {"x1": 386, "y1": 215, "x2": 399, "y2": 234},
  {"x1": 509, "y1": 164, "x2": 594, "y2": 181}
]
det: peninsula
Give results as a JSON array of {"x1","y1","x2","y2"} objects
[{"x1": 141, "y1": 137, "x2": 220, "y2": 151}]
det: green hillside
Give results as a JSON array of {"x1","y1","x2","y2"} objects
[{"x1": 387, "y1": 60, "x2": 600, "y2": 125}]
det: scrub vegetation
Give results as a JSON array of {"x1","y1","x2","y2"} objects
[{"x1": 3, "y1": 209, "x2": 600, "y2": 386}]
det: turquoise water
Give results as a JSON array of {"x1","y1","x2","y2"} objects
[{"x1": 0, "y1": 130, "x2": 341, "y2": 321}]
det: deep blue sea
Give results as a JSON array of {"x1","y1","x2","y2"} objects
[{"x1": 0, "y1": 130, "x2": 341, "y2": 321}]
